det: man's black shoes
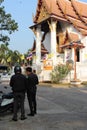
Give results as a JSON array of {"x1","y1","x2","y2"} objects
[
  {"x1": 27, "y1": 113, "x2": 34, "y2": 116},
  {"x1": 12, "y1": 118, "x2": 17, "y2": 121},
  {"x1": 27, "y1": 111, "x2": 37, "y2": 116},
  {"x1": 21, "y1": 116, "x2": 27, "y2": 120},
  {"x1": 34, "y1": 111, "x2": 37, "y2": 114}
]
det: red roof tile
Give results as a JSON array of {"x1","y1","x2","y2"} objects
[
  {"x1": 68, "y1": 32, "x2": 79, "y2": 41},
  {"x1": 71, "y1": 0, "x2": 87, "y2": 24}
]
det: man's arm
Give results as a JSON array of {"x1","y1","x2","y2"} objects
[
  {"x1": 9, "y1": 76, "x2": 14, "y2": 87},
  {"x1": 36, "y1": 75, "x2": 39, "y2": 85}
]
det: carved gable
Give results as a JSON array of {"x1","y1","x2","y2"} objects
[{"x1": 37, "y1": 5, "x2": 49, "y2": 23}]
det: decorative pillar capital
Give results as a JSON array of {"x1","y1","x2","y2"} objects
[
  {"x1": 32, "y1": 27, "x2": 37, "y2": 36},
  {"x1": 47, "y1": 20, "x2": 57, "y2": 31},
  {"x1": 32, "y1": 25, "x2": 41, "y2": 36}
]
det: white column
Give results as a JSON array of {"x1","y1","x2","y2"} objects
[
  {"x1": 80, "y1": 49, "x2": 83, "y2": 63},
  {"x1": 72, "y1": 48, "x2": 74, "y2": 62},
  {"x1": 36, "y1": 25, "x2": 42, "y2": 65},
  {"x1": 49, "y1": 20, "x2": 57, "y2": 66},
  {"x1": 81, "y1": 37, "x2": 87, "y2": 62}
]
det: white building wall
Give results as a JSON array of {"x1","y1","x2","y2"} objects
[
  {"x1": 43, "y1": 32, "x2": 51, "y2": 53},
  {"x1": 81, "y1": 37, "x2": 87, "y2": 63}
]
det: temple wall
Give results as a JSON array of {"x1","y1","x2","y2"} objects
[
  {"x1": 38, "y1": 63, "x2": 87, "y2": 83},
  {"x1": 81, "y1": 37, "x2": 87, "y2": 63},
  {"x1": 43, "y1": 32, "x2": 51, "y2": 53},
  {"x1": 76, "y1": 63, "x2": 87, "y2": 81}
]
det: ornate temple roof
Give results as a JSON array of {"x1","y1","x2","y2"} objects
[
  {"x1": 33, "y1": 0, "x2": 87, "y2": 36},
  {"x1": 67, "y1": 32, "x2": 79, "y2": 42},
  {"x1": 60, "y1": 42, "x2": 85, "y2": 49},
  {"x1": 60, "y1": 31, "x2": 85, "y2": 49},
  {"x1": 61, "y1": 31, "x2": 80, "y2": 45}
]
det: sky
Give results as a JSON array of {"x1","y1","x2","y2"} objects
[
  {"x1": 2, "y1": 0, "x2": 37, "y2": 54},
  {"x1": 2, "y1": 0, "x2": 87, "y2": 54}
]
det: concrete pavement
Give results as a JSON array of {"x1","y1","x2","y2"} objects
[{"x1": 0, "y1": 82, "x2": 87, "y2": 130}]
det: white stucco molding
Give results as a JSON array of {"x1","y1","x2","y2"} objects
[
  {"x1": 36, "y1": 25, "x2": 42, "y2": 65},
  {"x1": 47, "y1": 20, "x2": 57, "y2": 65}
]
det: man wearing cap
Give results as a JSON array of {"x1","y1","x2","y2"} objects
[{"x1": 26, "y1": 67, "x2": 39, "y2": 116}]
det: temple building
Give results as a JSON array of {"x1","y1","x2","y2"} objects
[{"x1": 29, "y1": 0, "x2": 87, "y2": 82}]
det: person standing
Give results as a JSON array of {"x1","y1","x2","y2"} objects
[
  {"x1": 26, "y1": 67, "x2": 39, "y2": 116},
  {"x1": 10, "y1": 66, "x2": 27, "y2": 121}
]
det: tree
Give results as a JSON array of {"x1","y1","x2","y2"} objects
[
  {"x1": 0, "y1": 0, "x2": 18, "y2": 44},
  {"x1": 0, "y1": 43, "x2": 23, "y2": 67},
  {"x1": 10, "y1": 50, "x2": 21, "y2": 66},
  {"x1": 0, "y1": 43, "x2": 9, "y2": 64}
]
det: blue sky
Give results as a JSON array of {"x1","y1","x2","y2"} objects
[
  {"x1": 2, "y1": 0, "x2": 87, "y2": 54},
  {"x1": 3, "y1": 0, "x2": 37, "y2": 54}
]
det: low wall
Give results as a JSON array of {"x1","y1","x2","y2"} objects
[{"x1": 38, "y1": 63, "x2": 87, "y2": 83}]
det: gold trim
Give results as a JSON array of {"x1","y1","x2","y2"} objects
[{"x1": 37, "y1": 5, "x2": 49, "y2": 23}]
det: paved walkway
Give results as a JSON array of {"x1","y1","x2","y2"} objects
[{"x1": 0, "y1": 82, "x2": 87, "y2": 130}]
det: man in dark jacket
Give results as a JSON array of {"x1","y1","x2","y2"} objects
[
  {"x1": 26, "y1": 67, "x2": 39, "y2": 116},
  {"x1": 10, "y1": 66, "x2": 27, "y2": 121}
]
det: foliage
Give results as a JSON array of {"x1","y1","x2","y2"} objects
[
  {"x1": 0, "y1": 43, "x2": 33, "y2": 67},
  {"x1": 50, "y1": 64, "x2": 70, "y2": 83},
  {"x1": 0, "y1": 0, "x2": 18, "y2": 44},
  {"x1": 0, "y1": 43, "x2": 9, "y2": 64},
  {"x1": 0, "y1": 43, "x2": 23, "y2": 66}
]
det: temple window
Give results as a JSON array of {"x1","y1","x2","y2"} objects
[{"x1": 76, "y1": 48, "x2": 80, "y2": 62}]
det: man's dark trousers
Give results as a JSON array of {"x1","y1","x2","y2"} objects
[
  {"x1": 27, "y1": 91, "x2": 36, "y2": 114},
  {"x1": 13, "y1": 92, "x2": 25, "y2": 119}
]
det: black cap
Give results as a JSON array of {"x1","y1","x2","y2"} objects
[{"x1": 26, "y1": 67, "x2": 32, "y2": 72}]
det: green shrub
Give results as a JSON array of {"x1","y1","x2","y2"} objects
[{"x1": 50, "y1": 64, "x2": 70, "y2": 83}]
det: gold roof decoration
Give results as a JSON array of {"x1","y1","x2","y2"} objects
[
  {"x1": 56, "y1": 32, "x2": 66, "y2": 53},
  {"x1": 33, "y1": 0, "x2": 50, "y2": 23},
  {"x1": 37, "y1": 4, "x2": 49, "y2": 23}
]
